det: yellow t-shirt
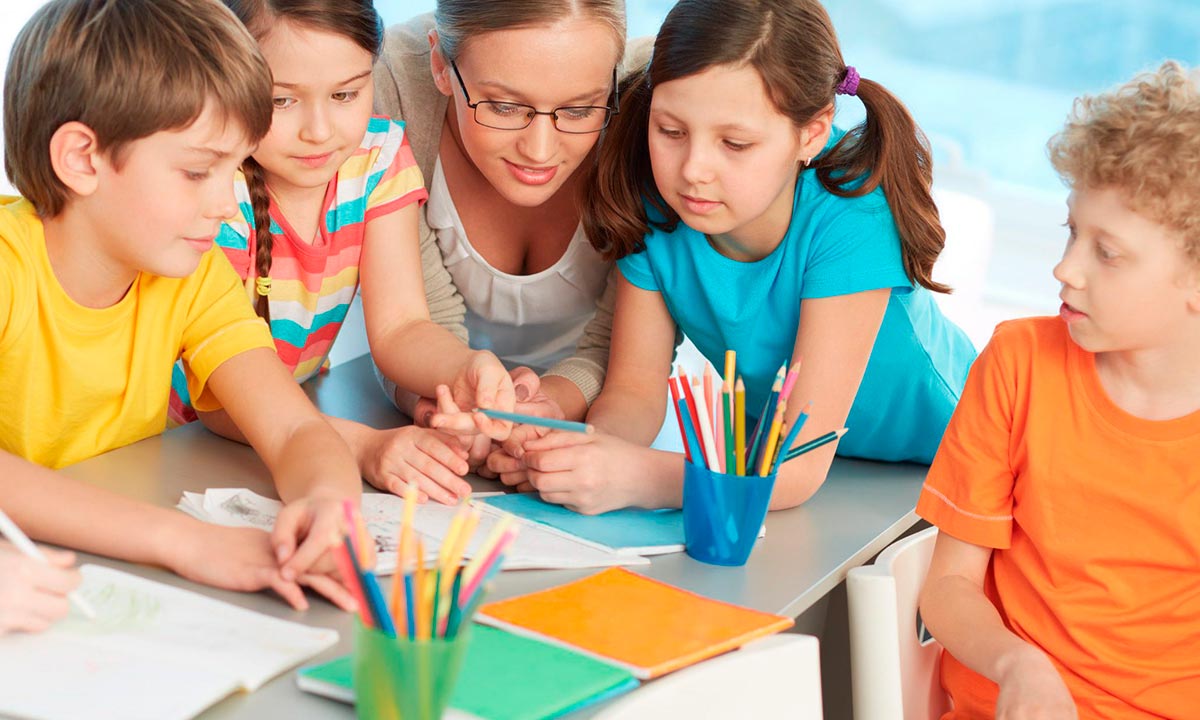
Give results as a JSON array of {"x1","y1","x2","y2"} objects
[{"x1": 0, "y1": 198, "x2": 274, "y2": 468}]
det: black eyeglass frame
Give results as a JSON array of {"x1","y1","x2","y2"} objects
[{"x1": 449, "y1": 60, "x2": 620, "y2": 134}]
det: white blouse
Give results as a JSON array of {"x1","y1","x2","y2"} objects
[{"x1": 426, "y1": 158, "x2": 610, "y2": 372}]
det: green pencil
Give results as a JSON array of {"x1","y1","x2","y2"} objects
[{"x1": 781, "y1": 428, "x2": 847, "y2": 464}]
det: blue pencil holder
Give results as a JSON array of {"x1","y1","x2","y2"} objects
[{"x1": 682, "y1": 462, "x2": 776, "y2": 566}]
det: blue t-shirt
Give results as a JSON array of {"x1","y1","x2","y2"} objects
[{"x1": 617, "y1": 168, "x2": 976, "y2": 463}]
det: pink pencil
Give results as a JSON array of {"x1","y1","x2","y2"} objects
[
  {"x1": 779, "y1": 360, "x2": 802, "y2": 405},
  {"x1": 459, "y1": 527, "x2": 518, "y2": 606},
  {"x1": 702, "y1": 364, "x2": 715, "y2": 439},
  {"x1": 714, "y1": 389, "x2": 726, "y2": 472}
]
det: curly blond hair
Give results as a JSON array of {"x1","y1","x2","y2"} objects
[{"x1": 1048, "y1": 61, "x2": 1200, "y2": 262}]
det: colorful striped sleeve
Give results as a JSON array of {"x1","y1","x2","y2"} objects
[{"x1": 363, "y1": 118, "x2": 428, "y2": 223}]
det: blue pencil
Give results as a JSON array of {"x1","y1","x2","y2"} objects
[
  {"x1": 781, "y1": 428, "x2": 848, "y2": 463},
  {"x1": 770, "y1": 402, "x2": 812, "y2": 474},
  {"x1": 345, "y1": 537, "x2": 396, "y2": 637},
  {"x1": 677, "y1": 397, "x2": 705, "y2": 466},
  {"x1": 474, "y1": 408, "x2": 594, "y2": 434},
  {"x1": 403, "y1": 573, "x2": 416, "y2": 638}
]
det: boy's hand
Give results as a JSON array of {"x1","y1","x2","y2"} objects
[
  {"x1": 360, "y1": 426, "x2": 471, "y2": 505},
  {"x1": 995, "y1": 647, "x2": 1078, "y2": 720},
  {"x1": 170, "y1": 524, "x2": 357, "y2": 612},
  {"x1": 0, "y1": 542, "x2": 81, "y2": 634}
]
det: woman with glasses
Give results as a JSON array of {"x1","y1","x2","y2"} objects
[{"x1": 372, "y1": 2, "x2": 649, "y2": 480}]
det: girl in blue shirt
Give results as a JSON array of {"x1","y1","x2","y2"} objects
[{"x1": 488, "y1": 0, "x2": 976, "y2": 513}]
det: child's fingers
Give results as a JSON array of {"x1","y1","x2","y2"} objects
[
  {"x1": 280, "y1": 514, "x2": 340, "y2": 580},
  {"x1": 270, "y1": 504, "x2": 308, "y2": 570},
  {"x1": 407, "y1": 454, "x2": 472, "y2": 500},
  {"x1": 29, "y1": 591, "x2": 71, "y2": 624},
  {"x1": 435, "y1": 384, "x2": 461, "y2": 414},
  {"x1": 30, "y1": 561, "x2": 82, "y2": 595},
  {"x1": 409, "y1": 473, "x2": 460, "y2": 506},
  {"x1": 523, "y1": 449, "x2": 579, "y2": 473},
  {"x1": 472, "y1": 410, "x2": 513, "y2": 442},
  {"x1": 508, "y1": 366, "x2": 540, "y2": 402},
  {"x1": 486, "y1": 451, "x2": 525, "y2": 475},
  {"x1": 299, "y1": 573, "x2": 359, "y2": 613},
  {"x1": 417, "y1": 434, "x2": 470, "y2": 476},
  {"x1": 40, "y1": 547, "x2": 77, "y2": 568},
  {"x1": 268, "y1": 573, "x2": 310, "y2": 611},
  {"x1": 500, "y1": 424, "x2": 548, "y2": 458},
  {"x1": 521, "y1": 430, "x2": 593, "y2": 453}
]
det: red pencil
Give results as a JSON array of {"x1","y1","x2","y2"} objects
[
  {"x1": 676, "y1": 366, "x2": 706, "y2": 457},
  {"x1": 667, "y1": 377, "x2": 692, "y2": 463}
]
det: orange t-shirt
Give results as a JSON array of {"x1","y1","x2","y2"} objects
[{"x1": 917, "y1": 317, "x2": 1200, "y2": 719}]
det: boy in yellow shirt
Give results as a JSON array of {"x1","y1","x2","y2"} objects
[{"x1": 0, "y1": 0, "x2": 361, "y2": 613}]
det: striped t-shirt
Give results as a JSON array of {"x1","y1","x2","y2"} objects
[{"x1": 169, "y1": 116, "x2": 426, "y2": 424}]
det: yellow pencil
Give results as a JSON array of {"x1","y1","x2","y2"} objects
[
  {"x1": 758, "y1": 399, "x2": 788, "y2": 476},
  {"x1": 723, "y1": 350, "x2": 736, "y2": 394},
  {"x1": 415, "y1": 537, "x2": 428, "y2": 640},
  {"x1": 735, "y1": 377, "x2": 746, "y2": 475},
  {"x1": 462, "y1": 515, "x2": 514, "y2": 590}
]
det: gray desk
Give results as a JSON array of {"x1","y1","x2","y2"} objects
[{"x1": 59, "y1": 354, "x2": 924, "y2": 718}]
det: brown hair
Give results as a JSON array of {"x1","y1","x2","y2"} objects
[
  {"x1": 1048, "y1": 61, "x2": 1200, "y2": 264},
  {"x1": 584, "y1": 0, "x2": 949, "y2": 293},
  {"x1": 433, "y1": 0, "x2": 626, "y2": 63},
  {"x1": 4, "y1": 0, "x2": 272, "y2": 218},
  {"x1": 223, "y1": 0, "x2": 383, "y2": 320}
]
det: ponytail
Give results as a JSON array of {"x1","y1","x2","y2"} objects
[
  {"x1": 242, "y1": 157, "x2": 274, "y2": 323},
  {"x1": 582, "y1": 68, "x2": 673, "y2": 262},
  {"x1": 814, "y1": 75, "x2": 949, "y2": 293}
]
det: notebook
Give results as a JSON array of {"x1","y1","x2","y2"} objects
[
  {"x1": 477, "y1": 567, "x2": 794, "y2": 679},
  {"x1": 297, "y1": 624, "x2": 638, "y2": 719},
  {"x1": 178, "y1": 488, "x2": 648, "y2": 573},
  {"x1": 478, "y1": 494, "x2": 686, "y2": 555},
  {"x1": 0, "y1": 564, "x2": 337, "y2": 720},
  {"x1": 477, "y1": 494, "x2": 766, "y2": 556}
]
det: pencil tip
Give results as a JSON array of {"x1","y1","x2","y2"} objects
[{"x1": 837, "y1": 427, "x2": 849, "y2": 436}]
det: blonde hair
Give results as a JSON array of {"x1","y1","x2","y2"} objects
[
  {"x1": 1048, "y1": 61, "x2": 1200, "y2": 262},
  {"x1": 3, "y1": 0, "x2": 273, "y2": 218}
]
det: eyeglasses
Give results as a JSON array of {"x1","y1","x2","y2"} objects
[{"x1": 449, "y1": 60, "x2": 619, "y2": 134}]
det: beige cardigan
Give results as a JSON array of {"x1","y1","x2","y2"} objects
[{"x1": 372, "y1": 13, "x2": 652, "y2": 404}]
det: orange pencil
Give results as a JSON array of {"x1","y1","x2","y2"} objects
[
  {"x1": 758, "y1": 399, "x2": 787, "y2": 476},
  {"x1": 702, "y1": 364, "x2": 716, "y2": 438}
]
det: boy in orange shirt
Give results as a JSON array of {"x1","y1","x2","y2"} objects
[
  {"x1": 917, "y1": 62, "x2": 1200, "y2": 719},
  {"x1": 0, "y1": 0, "x2": 361, "y2": 613}
]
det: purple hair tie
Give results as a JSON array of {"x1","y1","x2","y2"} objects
[{"x1": 835, "y1": 66, "x2": 860, "y2": 96}]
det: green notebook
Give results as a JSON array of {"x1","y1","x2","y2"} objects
[{"x1": 296, "y1": 624, "x2": 638, "y2": 720}]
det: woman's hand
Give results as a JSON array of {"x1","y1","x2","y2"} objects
[{"x1": 442, "y1": 350, "x2": 515, "y2": 440}]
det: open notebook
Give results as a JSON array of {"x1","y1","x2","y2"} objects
[
  {"x1": 178, "y1": 488, "x2": 647, "y2": 573},
  {"x1": 297, "y1": 624, "x2": 638, "y2": 719},
  {"x1": 478, "y1": 567, "x2": 794, "y2": 679},
  {"x1": 0, "y1": 565, "x2": 336, "y2": 720}
]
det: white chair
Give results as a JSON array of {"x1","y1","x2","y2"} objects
[
  {"x1": 847, "y1": 527, "x2": 949, "y2": 720},
  {"x1": 593, "y1": 634, "x2": 823, "y2": 719}
]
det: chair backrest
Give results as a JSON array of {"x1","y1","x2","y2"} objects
[
  {"x1": 847, "y1": 527, "x2": 948, "y2": 720},
  {"x1": 593, "y1": 634, "x2": 823, "y2": 720}
]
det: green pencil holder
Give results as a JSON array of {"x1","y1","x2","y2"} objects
[{"x1": 352, "y1": 621, "x2": 471, "y2": 720}]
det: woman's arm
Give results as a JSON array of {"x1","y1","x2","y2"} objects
[
  {"x1": 920, "y1": 532, "x2": 1077, "y2": 718},
  {"x1": 767, "y1": 288, "x2": 890, "y2": 508},
  {"x1": 360, "y1": 203, "x2": 513, "y2": 436}
]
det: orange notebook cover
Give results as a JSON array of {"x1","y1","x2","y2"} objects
[{"x1": 477, "y1": 567, "x2": 793, "y2": 679}]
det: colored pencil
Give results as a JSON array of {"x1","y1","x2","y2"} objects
[
  {"x1": 771, "y1": 401, "x2": 812, "y2": 474},
  {"x1": 702, "y1": 365, "x2": 716, "y2": 439},
  {"x1": 678, "y1": 397, "x2": 705, "y2": 467},
  {"x1": 332, "y1": 537, "x2": 372, "y2": 628},
  {"x1": 668, "y1": 377, "x2": 692, "y2": 463},
  {"x1": 734, "y1": 378, "x2": 746, "y2": 476},
  {"x1": 782, "y1": 428, "x2": 848, "y2": 463},
  {"x1": 345, "y1": 536, "x2": 395, "y2": 636},
  {"x1": 747, "y1": 365, "x2": 786, "y2": 472},
  {"x1": 0, "y1": 507, "x2": 96, "y2": 620},
  {"x1": 677, "y1": 366, "x2": 705, "y2": 457},
  {"x1": 779, "y1": 360, "x2": 802, "y2": 404},
  {"x1": 461, "y1": 515, "x2": 514, "y2": 591},
  {"x1": 714, "y1": 389, "x2": 726, "y2": 473},
  {"x1": 474, "y1": 408, "x2": 593, "y2": 434},
  {"x1": 691, "y1": 377, "x2": 722, "y2": 471},
  {"x1": 758, "y1": 399, "x2": 788, "y2": 476}
]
